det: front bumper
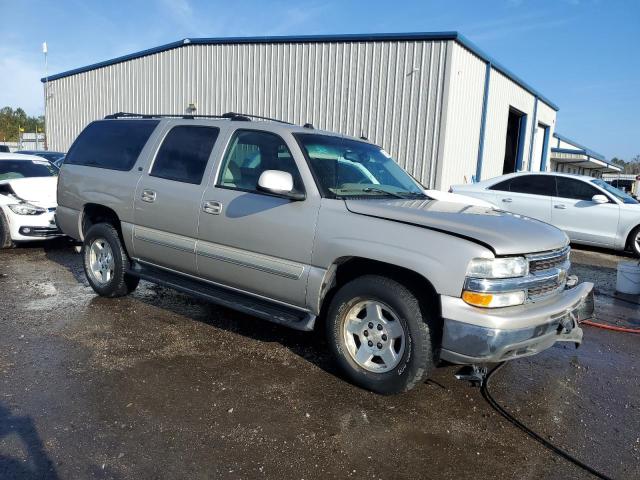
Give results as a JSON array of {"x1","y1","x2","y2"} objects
[
  {"x1": 440, "y1": 282, "x2": 594, "y2": 364},
  {"x1": 3, "y1": 207, "x2": 63, "y2": 241}
]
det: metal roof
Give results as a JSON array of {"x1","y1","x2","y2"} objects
[
  {"x1": 553, "y1": 133, "x2": 606, "y2": 161},
  {"x1": 41, "y1": 31, "x2": 558, "y2": 110}
]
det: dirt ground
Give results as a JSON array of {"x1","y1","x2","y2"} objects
[{"x1": 0, "y1": 241, "x2": 638, "y2": 480}]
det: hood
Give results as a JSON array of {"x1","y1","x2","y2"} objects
[
  {"x1": 0, "y1": 177, "x2": 58, "y2": 206},
  {"x1": 345, "y1": 198, "x2": 568, "y2": 256},
  {"x1": 424, "y1": 189, "x2": 496, "y2": 208}
]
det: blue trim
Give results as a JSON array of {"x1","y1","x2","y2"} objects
[
  {"x1": 515, "y1": 114, "x2": 528, "y2": 171},
  {"x1": 475, "y1": 62, "x2": 491, "y2": 181},
  {"x1": 40, "y1": 31, "x2": 559, "y2": 110},
  {"x1": 552, "y1": 132, "x2": 605, "y2": 161},
  {"x1": 540, "y1": 124, "x2": 550, "y2": 171},
  {"x1": 527, "y1": 97, "x2": 538, "y2": 171}
]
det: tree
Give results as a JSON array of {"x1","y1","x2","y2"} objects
[{"x1": 0, "y1": 106, "x2": 45, "y2": 142}]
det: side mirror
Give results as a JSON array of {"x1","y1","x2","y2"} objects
[
  {"x1": 257, "y1": 170, "x2": 305, "y2": 200},
  {"x1": 592, "y1": 194, "x2": 609, "y2": 204}
]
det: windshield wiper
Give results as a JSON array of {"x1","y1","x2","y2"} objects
[{"x1": 361, "y1": 187, "x2": 407, "y2": 199}]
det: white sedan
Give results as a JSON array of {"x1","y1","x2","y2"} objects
[
  {"x1": 0, "y1": 153, "x2": 62, "y2": 248},
  {"x1": 452, "y1": 172, "x2": 640, "y2": 256}
]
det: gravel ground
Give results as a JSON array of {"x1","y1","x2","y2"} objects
[{"x1": 0, "y1": 241, "x2": 638, "y2": 480}]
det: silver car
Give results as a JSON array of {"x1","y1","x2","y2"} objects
[
  {"x1": 453, "y1": 172, "x2": 640, "y2": 257},
  {"x1": 56, "y1": 114, "x2": 594, "y2": 394}
]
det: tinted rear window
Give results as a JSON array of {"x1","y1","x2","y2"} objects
[
  {"x1": 65, "y1": 120, "x2": 159, "y2": 171},
  {"x1": 508, "y1": 175, "x2": 556, "y2": 196},
  {"x1": 150, "y1": 126, "x2": 220, "y2": 184}
]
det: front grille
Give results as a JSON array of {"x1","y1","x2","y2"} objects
[
  {"x1": 528, "y1": 280, "x2": 563, "y2": 299},
  {"x1": 525, "y1": 246, "x2": 570, "y2": 301},
  {"x1": 528, "y1": 246, "x2": 570, "y2": 273},
  {"x1": 19, "y1": 226, "x2": 62, "y2": 237}
]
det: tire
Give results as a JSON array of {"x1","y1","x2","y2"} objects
[
  {"x1": 0, "y1": 210, "x2": 15, "y2": 249},
  {"x1": 326, "y1": 275, "x2": 435, "y2": 395},
  {"x1": 630, "y1": 226, "x2": 640, "y2": 257},
  {"x1": 83, "y1": 223, "x2": 139, "y2": 297}
]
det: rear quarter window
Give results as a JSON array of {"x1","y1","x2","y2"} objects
[{"x1": 65, "y1": 120, "x2": 159, "y2": 171}]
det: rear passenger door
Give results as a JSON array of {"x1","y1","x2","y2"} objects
[
  {"x1": 196, "y1": 129, "x2": 319, "y2": 307},
  {"x1": 132, "y1": 123, "x2": 223, "y2": 274},
  {"x1": 489, "y1": 175, "x2": 555, "y2": 223}
]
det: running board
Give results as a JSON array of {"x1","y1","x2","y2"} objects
[{"x1": 127, "y1": 262, "x2": 316, "y2": 331}]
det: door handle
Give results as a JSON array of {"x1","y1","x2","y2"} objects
[
  {"x1": 554, "y1": 204, "x2": 566, "y2": 210},
  {"x1": 202, "y1": 201, "x2": 223, "y2": 215},
  {"x1": 141, "y1": 189, "x2": 156, "y2": 203},
  {"x1": 502, "y1": 198, "x2": 513, "y2": 203}
]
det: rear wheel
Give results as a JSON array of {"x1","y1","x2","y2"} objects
[
  {"x1": 630, "y1": 226, "x2": 640, "y2": 257},
  {"x1": 83, "y1": 223, "x2": 139, "y2": 297},
  {"x1": 326, "y1": 275, "x2": 435, "y2": 395},
  {"x1": 0, "y1": 210, "x2": 15, "y2": 249}
]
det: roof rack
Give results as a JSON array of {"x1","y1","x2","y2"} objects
[
  {"x1": 222, "y1": 112, "x2": 294, "y2": 124},
  {"x1": 104, "y1": 111, "x2": 294, "y2": 124}
]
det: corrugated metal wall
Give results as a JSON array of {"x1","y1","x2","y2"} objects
[
  {"x1": 437, "y1": 43, "x2": 486, "y2": 189},
  {"x1": 47, "y1": 40, "x2": 451, "y2": 187}
]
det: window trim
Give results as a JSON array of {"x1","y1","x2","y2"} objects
[
  {"x1": 148, "y1": 124, "x2": 220, "y2": 185},
  {"x1": 215, "y1": 128, "x2": 307, "y2": 198}
]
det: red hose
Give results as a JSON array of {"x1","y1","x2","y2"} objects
[{"x1": 582, "y1": 320, "x2": 640, "y2": 334}]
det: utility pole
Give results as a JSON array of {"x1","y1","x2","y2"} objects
[{"x1": 42, "y1": 41, "x2": 48, "y2": 150}]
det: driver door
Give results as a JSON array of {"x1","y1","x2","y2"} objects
[
  {"x1": 552, "y1": 176, "x2": 620, "y2": 246},
  {"x1": 196, "y1": 129, "x2": 319, "y2": 307}
]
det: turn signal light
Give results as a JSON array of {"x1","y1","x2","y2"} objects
[
  {"x1": 462, "y1": 291, "x2": 493, "y2": 307},
  {"x1": 462, "y1": 290, "x2": 526, "y2": 308}
]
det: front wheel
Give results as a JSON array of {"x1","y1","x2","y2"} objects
[
  {"x1": 0, "y1": 210, "x2": 15, "y2": 249},
  {"x1": 326, "y1": 275, "x2": 435, "y2": 394},
  {"x1": 630, "y1": 226, "x2": 640, "y2": 257},
  {"x1": 83, "y1": 223, "x2": 139, "y2": 297}
]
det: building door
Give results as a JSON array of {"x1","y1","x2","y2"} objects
[
  {"x1": 530, "y1": 123, "x2": 549, "y2": 172},
  {"x1": 503, "y1": 108, "x2": 527, "y2": 174}
]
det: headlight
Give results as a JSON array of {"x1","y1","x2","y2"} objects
[
  {"x1": 466, "y1": 257, "x2": 528, "y2": 279},
  {"x1": 7, "y1": 203, "x2": 46, "y2": 215}
]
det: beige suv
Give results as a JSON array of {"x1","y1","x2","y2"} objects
[{"x1": 56, "y1": 112, "x2": 594, "y2": 394}]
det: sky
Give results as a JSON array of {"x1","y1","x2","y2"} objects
[{"x1": 0, "y1": 0, "x2": 638, "y2": 160}]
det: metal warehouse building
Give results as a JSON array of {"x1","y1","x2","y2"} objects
[{"x1": 43, "y1": 32, "x2": 559, "y2": 190}]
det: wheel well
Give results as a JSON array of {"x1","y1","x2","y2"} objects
[
  {"x1": 626, "y1": 224, "x2": 640, "y2": 250},
  {"x1": 81, "y1": 204, "x2": 122, "y2": 238},
  {"x1": 318, "y1": 257, "x2": 442, "y2": 342}
]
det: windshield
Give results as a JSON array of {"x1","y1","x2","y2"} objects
[
  {"x1": 592, "y1": 179, "x2": 638, "y2": 204},
  {"x1": 295, "y1": 134, "x2": 425, "y2": 198},
  {"x1": 0, "y1": 159, "x2": 58, "y2": 180}
]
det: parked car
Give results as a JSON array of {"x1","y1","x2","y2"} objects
[
  {"x1": 452, "y1": 172, "x2": 640, "y2": 257},
  {"x1": 15, "y1": 150, "x2": 66, "y2": 168},
  {"x1": 0, "y1": 145, "x2": 10, "y2": 153},
  {"x1": 56, "y1": 114, "x2": 594, "y2": 394},
  {"x1": 0, "y1": 153, "x2": 63, "y2": 248}
]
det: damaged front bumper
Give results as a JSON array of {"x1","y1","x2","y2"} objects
[{"x1": 439, "y1": 281, "x2": 594, "y2": 364}]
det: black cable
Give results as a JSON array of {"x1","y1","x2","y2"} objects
[{"x1": 481, "y1": 362, "x2": 615, "y2": 480}]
